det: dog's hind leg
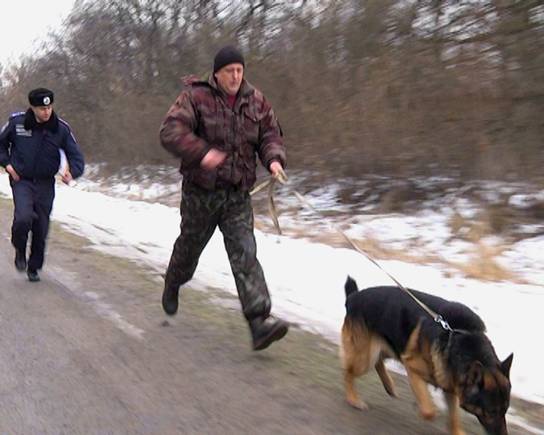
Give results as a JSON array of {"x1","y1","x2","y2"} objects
[
  {"x1": 341, "y1": 320, "x2": 372, "y2": 410},
  {"x1": 344, "y1": 366, "x2": 368, "y2": 410},
  {"x1": 375, "y1": 358, "x2": 398, "y2": 398},
  {"x1": 444, "y1": 392, "x2": 466, "y2": 435}
]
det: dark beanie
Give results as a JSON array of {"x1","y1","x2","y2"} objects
[
  {"x1": 213, "y1": 46, "x2": 245, "y2": 73},
  {"x1": 28, "y1": 88, "x2": 54, "y2": 106}
]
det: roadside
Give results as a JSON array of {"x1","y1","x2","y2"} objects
[{"x1": 0, "y1": 197, "x2": 540, "y2": 434}]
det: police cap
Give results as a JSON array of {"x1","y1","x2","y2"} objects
[{"x1": 28, "y1": 88, "x2": 54, "y2": 106}]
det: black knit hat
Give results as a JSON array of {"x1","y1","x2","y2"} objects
[
  {"x1": 213, "y1": 46, "x2": 245, "y2": 73},
  {"x1": 28, "y1": 88, "x2": 54, "y2": 106}
]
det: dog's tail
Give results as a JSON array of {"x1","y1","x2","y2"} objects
[{"x1": 345, "y1": 275, "x2": 359, "y2": 299}]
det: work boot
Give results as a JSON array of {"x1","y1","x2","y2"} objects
[
  {"x1": 27, "y1": 268, "x2": 40, "y2": 282},
  {"x1": 14, "y1": 248, "x2": 27, "y2": 271},
  {"x1": 250, "y1": 316, "x2": 289, "y2": 351},
  {"x1": 162, "y1": 282, "x2": 180, "y2": 315}
]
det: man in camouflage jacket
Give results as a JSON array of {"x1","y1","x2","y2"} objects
[{"x1": 159, "y1": 46, "x2": 288, "y2": 351}]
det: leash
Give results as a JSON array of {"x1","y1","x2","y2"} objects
[{"x1": 251, "y1": 172, "x2": 453, "y2": 332}]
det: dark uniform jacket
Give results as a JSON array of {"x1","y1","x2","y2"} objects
[
  {"x1": 159, "y1": 74, "x2": 285, "y2": 190},
  {"x1": 0, "y1": 109, "x2": 85, "y2": 180}
]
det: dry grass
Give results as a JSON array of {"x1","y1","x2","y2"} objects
[
  {"x1": 451, "y1": 242, "x2": 521, "y2": 283},
  {"x1": 252, "y1": 176, "x2": 537, "y2": 284},
  {"x1": 447, "y1": 210, "x2": 523, "y2": 282},
  {"x1": 255, "y1": 212, "x2": 526, "y2": 283}
]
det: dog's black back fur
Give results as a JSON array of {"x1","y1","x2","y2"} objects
[{"x1": 344, "y1": 276, "x2": 486, "y2": 358}]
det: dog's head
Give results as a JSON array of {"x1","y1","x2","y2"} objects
[{"x1": 459, "y1": 353, "x2": 513, "y2": 435}]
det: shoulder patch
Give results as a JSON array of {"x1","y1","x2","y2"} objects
[{"x1": 9, "y1": 111, "x2": 25, "y2": 119}]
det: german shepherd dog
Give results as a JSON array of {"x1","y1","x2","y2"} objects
[{"x1": 340, "y1": 276, "x2": 513, "y2": 435}]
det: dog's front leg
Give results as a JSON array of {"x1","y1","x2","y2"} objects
[
  {"x1": 402, "y1": 324, "x2": 436, "y2": 420},
  {"x1": 444, "y1": 392, "x2": 466, "y2": 435},
  {"x1": 403, "y1": 364, "x2": 436, "y2": 420}
]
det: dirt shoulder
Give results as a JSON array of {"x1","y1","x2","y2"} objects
[{"x1": 0, "y1": 196, "x2": 539, "y2": 434}]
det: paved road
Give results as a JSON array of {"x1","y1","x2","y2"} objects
[{"x1": 0, "y1": 198, "x2": 538, "y2": 434}]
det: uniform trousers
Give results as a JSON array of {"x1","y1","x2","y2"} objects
[{"x1": 11, "y1": 178, "x2": 55, "y2": 271}]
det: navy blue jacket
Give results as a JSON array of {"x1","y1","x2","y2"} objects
[{"x1": 0, "y1": 109, "x2": 84, "y2": 180}]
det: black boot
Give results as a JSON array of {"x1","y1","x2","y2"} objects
[
  {"x1": 250, "y1": 316, "x2": 289, "y2": 351},
  {"x1": 14, "y1": 248, "x2": 26, "y2": 272},
  {"x1": 27, "y1": 268, "x2": 40, "y2": 282},
  {"x1": 162, "y1": 282, "x2": 180, "y2": 315}
]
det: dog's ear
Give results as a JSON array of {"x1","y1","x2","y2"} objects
[
  {"x1": 500, "y1": 353, "x2": 513, "y2": 378},
  {"x1": 466, "y1": 361, "x2": 484, "y2": 391}
]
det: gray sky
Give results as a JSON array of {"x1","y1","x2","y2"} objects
[{"x1": 0, "y1": 0, "x2": 77, "y2": 67}]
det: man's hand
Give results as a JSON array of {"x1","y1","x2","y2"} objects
[
  {"x1": 201, "y1": 149, "x2": 227, "y2": 170},
  {"x1": 269, "y1": 161, "x2": 286, "y2": 182},
  {"x1": 61, "y1": 169, "x2": 74, "y2": 185},
  {"x1": 6, "y1": 164, "x2": 20, "y2": 182}
]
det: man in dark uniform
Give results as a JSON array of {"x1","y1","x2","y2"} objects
[
  {"x1": 0, "y1": 88, "x2": 85, "y2": 282},
  {"x1": 159, "y1": 46, "x2": 289, "y2": 351}
]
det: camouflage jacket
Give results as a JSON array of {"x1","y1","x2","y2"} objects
[{"x1": 159, "y1": 73, "x2": 285, "y2": 190}]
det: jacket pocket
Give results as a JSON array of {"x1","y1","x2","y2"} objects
[{"x1": 242, "y1": 107, "x2": 264, "y2": 145}]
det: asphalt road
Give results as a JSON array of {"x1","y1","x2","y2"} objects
[{"x1": 0, "y1": 197, "x2": 539, "y2": 435}]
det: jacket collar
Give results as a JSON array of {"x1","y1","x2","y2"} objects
[{"x1": 23, "y1": 108, "x2": 59, "y2": 133}]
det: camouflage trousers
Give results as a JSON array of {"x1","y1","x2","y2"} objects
[{"x1": 164, "y1": 180, "x2": 271, "y2": 321}]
